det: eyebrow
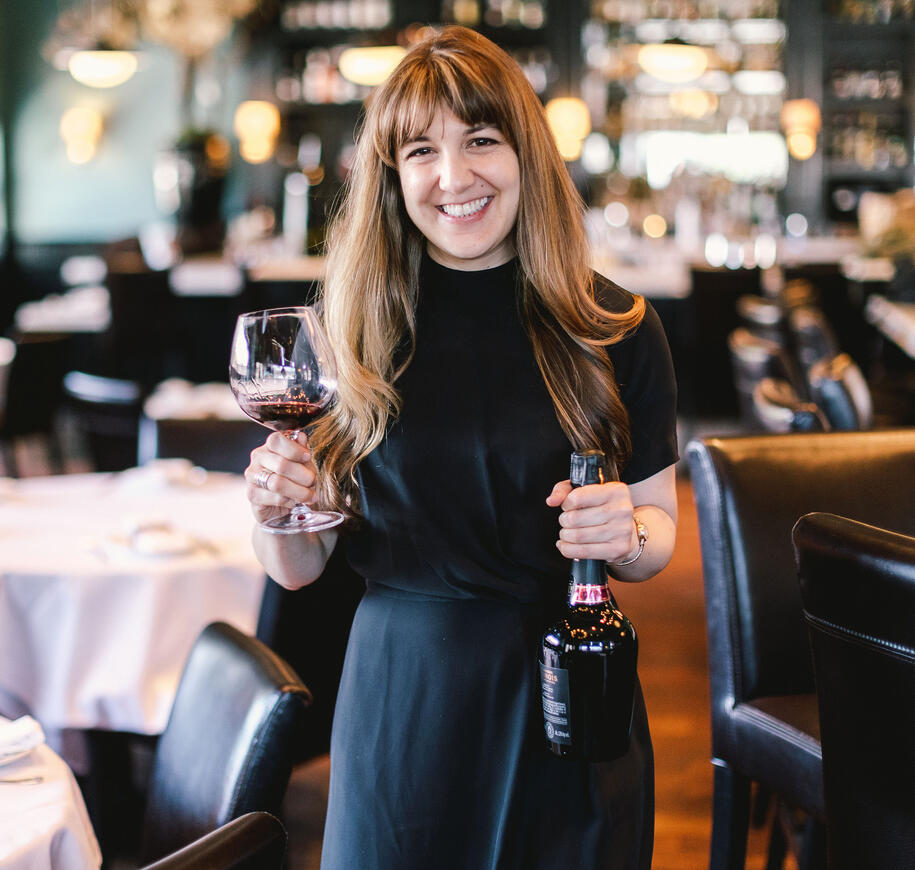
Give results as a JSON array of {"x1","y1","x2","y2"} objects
[{"x1": 400, "y1": 122, "x2": 496, "y2": 148}]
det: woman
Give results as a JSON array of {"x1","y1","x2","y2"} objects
[{"x1": 246, "y1": 25, "x2": 678, "y2": 870}]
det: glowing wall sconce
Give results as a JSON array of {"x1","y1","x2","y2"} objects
[
  {"x1": 780, "y1": 98, "x2": 821, "y2": 161},
  {"x1": 338, "y1": 45, "x2": 406, "y2": 86},
  {"x1": 234, "y1": 100, "x2": 282, "y2": 164},
  {"x1": 67, "y1": 49, "x2": 138, "y2": 88},
  {"x1": 637, "y1": 39, "x2": 708, "y2": 84},
  {"x1": 60, "y1": 106, "x2": 104, "y2": 163},
  {"x1": 544, "y1": 97, "x2": 592, "y2": 162}
]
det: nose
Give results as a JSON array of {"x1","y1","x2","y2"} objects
[{"x1": 437, "y1": 147, "x2": 473, "y2": 193}]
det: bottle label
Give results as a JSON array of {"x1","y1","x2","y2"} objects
[
  {"x1": 570, "y1": 584, "x2": 611, "y2": 605},
  {"x1": 540, "y1": 662, "x2": 572, "y2": 745}
]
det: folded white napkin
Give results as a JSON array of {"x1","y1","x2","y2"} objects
[
  {"x1": 144, "y1": 379, "x2": 247, "y2": 420},
  {"x1": 0, "y1": 716, "x2": 45, "y2": 757},
  {"x1": 117, "y1": 458, "x2": 207, "y2": 493}
]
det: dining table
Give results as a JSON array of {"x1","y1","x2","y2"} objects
[
  {"x1": 0, "y1": 717, "x2": 102, "y2": 870},
  {"x1": 0, "y1": 462, "x2": 266, "y2": 742}
]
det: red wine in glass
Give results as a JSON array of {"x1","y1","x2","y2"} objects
[
  {"x1": 229, "y1": 306, "x2": 343, "y2": 534},
  {"x1": 236, "y1": 398, "x2": 326, "y2": 431}
]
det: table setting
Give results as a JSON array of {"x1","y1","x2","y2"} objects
[
  {"x1": 13, "y1": 285, "x2": 112, "y2": 335},
  {"x1": 0, "y1": 715, "x2": 102, "y2": 870},
  {"x1": 0, "y1": 461, "x2": 266, "y2": 736}
]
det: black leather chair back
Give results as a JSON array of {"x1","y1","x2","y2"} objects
[
  {"x1": 0, "y1": 332, "x2": 69, "y2": 475},
  {"x1": 137, "y1": 416, "x2": 264, "y2": 473},
  {"x1": 787, "y1": 305, "x2": 841, "y2": 374},
  {"x1": 794, "y1": 512, "x2": 915, "y2": 870},
  {"x1": 751, "y1": 378, "x2": 828, "y2": 433},
  {"x1": 688, "y1": 430, "x2": 915, "y2": 868},
  {"x1": 139, "y1": 622, "x2": 311, "y2": 864},
  {"x1": 689, "y1": 430, "x2": 915, "y2": 710},
  {"x1": 140, "y1": 812, "x2": 287, "y2": 870},
  {"x1": 63, "y1": 370, "x2": 144, "y2": 472},
  {"x1": 807, "y1": 353, "x2": 873, "y2": 431},
  {"x1": 727, "y1": 327, "x2": 808, "y2": 426},
  {"x1": 736, "y1": 294, "x2": 784, "y2": 345}
]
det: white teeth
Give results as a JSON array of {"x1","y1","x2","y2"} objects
[{"x1": 440, "y1": 197, "x2": 490, "y2": 217}]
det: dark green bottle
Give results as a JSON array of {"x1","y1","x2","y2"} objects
[{"x1": 539, "y1": 450, "x2": 638, "y2": 761}]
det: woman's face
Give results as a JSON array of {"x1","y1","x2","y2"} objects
[{"x1": 396, "y1": 104, "x2": 520, "y2": 271}]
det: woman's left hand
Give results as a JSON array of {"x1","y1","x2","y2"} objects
[{"x1": 546, "y1": 479, "x2": 639, "y2": 564}]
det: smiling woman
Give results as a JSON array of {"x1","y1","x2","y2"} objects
[
  {"x1": 396, "y1": 110, "x2": 520, "y2": 270},
  {"x1": 242, "y1": 25, "x2": 679, "y2": 870}
]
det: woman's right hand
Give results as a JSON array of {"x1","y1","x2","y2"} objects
[{"x1": 245, "y1": 430, "x2": 319, "y2": 526}]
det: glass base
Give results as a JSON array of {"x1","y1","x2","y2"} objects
[{"x1": 259, "y1": 504, "x2": 344, "y2": 534}]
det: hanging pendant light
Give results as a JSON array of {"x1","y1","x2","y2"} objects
[
  {"x1": 637, "y1": 38, "x2": 708, "y2": 84},
  {"x1": 45, "y1": 0, "x2": 140, "y2": 88},
  {"x1": 67, "y1": 47, "x2": 138, "y2": 88},
  {"x1": 338, "y1": 45, "x2": 407, "y2": 87}
]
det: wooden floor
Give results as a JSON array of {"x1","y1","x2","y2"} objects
[{"x1": 281, "y1": 475, "x2": 791, "y2": 870}]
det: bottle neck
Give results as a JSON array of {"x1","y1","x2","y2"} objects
[{"x1": 569, "y1": 559, "x2": 612, "y2": 605}]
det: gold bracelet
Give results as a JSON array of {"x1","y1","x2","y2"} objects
[{"x1": 612, "y1": 516, "x2": 648, "y2": 567}]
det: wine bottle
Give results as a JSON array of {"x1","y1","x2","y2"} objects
[{"x1": 539, "y1": 450, "x2": 638, "y2": 761}]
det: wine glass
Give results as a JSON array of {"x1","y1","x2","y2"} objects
[{"x1": 229, "y1": 306, "x2": 344, "y2": 534}]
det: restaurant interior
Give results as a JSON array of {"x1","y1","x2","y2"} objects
[{"x1": 2, "y1": 1, "x2": 915, "y2": 869}]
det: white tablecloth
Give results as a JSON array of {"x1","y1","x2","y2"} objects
[
  {"x1": 0, "y1": 466, "x2": 266, "y2": 735},
  {"x1": 0, "y1": 738, "x2": 102, "y2": 870}
]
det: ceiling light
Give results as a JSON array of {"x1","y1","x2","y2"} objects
[
  {"x1": 67, "y1": 48, "x2": 138, "y2": 88},
  {"x1": 637, "y1": 39, "x2": 708, "y2": 84},
  {"x1": 338, "y1": 45, "x2": 406, "y2": 86}
]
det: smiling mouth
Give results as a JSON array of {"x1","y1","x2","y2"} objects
[{"x1": 438, "y1": 196, "x2": 492, "y2": 218}]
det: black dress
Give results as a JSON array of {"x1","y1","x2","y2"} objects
[{"x1": 320, "y1": 256, "x2": 679, "y2": 870}]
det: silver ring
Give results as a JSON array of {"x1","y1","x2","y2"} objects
[{"x1": 252, "y1": 469, "x2": 276, "y2": 491}]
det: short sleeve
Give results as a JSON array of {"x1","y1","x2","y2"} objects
[{"x1": 596, "y1": 276, "x2": 679, "y2": 484}]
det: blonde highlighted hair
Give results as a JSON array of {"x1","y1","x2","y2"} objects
[{"x1": 310, "y1": 25, "x2": 645, "y2": 518}]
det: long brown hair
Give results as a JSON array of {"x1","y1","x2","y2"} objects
[{"x1": 310, "y1": 25, "x2": 645, "y2": 517}]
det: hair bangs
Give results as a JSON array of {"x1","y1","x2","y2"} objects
[{"x1": 373, "y1": 48, "x2": 516, "y2": 165}]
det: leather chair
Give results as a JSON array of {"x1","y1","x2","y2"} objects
[
  {"x1": 786, "y1": 306, "x2": 841, "y2": 375},
  {"x1": 793, "y1": 512, "x2": 915, "y2": 870},
  {"x1": 736, "y1": 294, "x2": 784, "y2": 345},
  {"x1": 727, "y1": 327, "x2": 808, "y2": 427},
  {"x1": 140, "y1": 812, "x2": 287, "y2": 870},
  {"x1": 62, "y1": 370, "x2": 144, "y2": 472},
  {"x1": 806, "y1": 353, "x2": 873, "y2": 431},
  {"x1": 137, "y1": 415, "x2": 264, "y2": 473},
  {"x1": 751, "y1": 378, "x2": 828, "y2": 433},
  {"x1": 0, "y1": 331, "x2": 69, "y2": 476},
  {"x1": 138, "y1": 621, "x2": 312, "y2": 865},
  {"x1": 687, "y1": 429, "x2": 915, "y2": 870}
]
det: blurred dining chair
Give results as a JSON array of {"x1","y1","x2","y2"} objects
[
  {"x1": 137, "y1": 621, "x2": 312, "y2": 865},
  {"x1": 793, "y1": 512, "x2": 915, "y2": 870},
  {"x1": 806, "y1": 353, "x2": 873, "y2": 431},
  {"x1": 139, "y1": 811, "x2": 287, "y2": 870},
  {"x1": 786, "y1": 305, "x2": 841, "y2": 375},
  {"x1": 750, "y1": 378, "x2": 828, "y2": 434},
  {"x1": 0, "y1": 336, "x2": 15, "y2": 427},
  {"x1": 736, "y1": 294, "x2": 785, "y2": 345},
  {"x1": 62, "y1": 370, "x2": 145, "y2": 472},
  {"x1": 104, "y1": 258, "x2": 178, "y2": 389},
  {"x1": 727, "y1": 327, "x2": 808, "y2": 428},
  {"x1": 137, "y1": 415, "x2": 264, "y2": 473},
  {"x1": 0, "y1": 331, "x2": 69, "y2": 476},
  {"x1": 687, "y1": 429, "x2": 915, "y2": 870}
]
